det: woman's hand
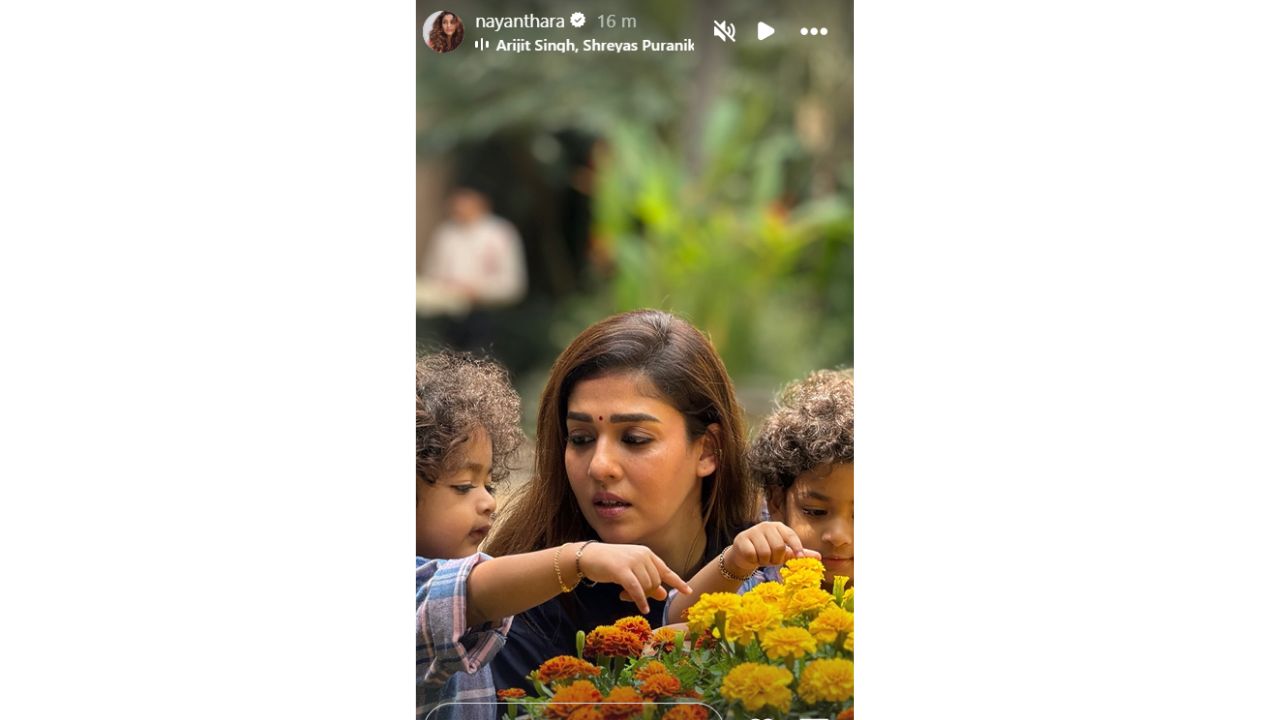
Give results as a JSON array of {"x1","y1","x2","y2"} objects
[
  {"x1": 577, "y1": 543, "x2": 694, "y2": 614},
  {"x1": 723, "y1": 521, "x2": 821, "y2": 579}
]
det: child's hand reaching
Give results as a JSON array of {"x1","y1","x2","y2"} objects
[
  {"x1": 578, "y1": 543, "x2": 694, "y2": 614},
  {"x1": 722, "y1": 521, "x2": 822, "y2": 580}
]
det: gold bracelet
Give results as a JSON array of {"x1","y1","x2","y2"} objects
[
  {"x1": 718, "y1": 548, "x2": 752, "y2": 582},
  {"x1": 575, "y1": 540, "x2": 598, "y2": 587},
  {"x1": 554, "y1": 543, "x2": 578, "y2": 593}
]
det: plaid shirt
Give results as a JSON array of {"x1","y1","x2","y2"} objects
[{"x1": 417, "y1": 554, "x2": 513, "y2": 720}]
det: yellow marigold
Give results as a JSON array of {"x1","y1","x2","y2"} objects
[
  {"x1": 613, "y1": 615, "x2": 653, "y2": 643},
  {"x1": 780, "y1": 557, "x2": 826, "y2": 589},
  {"x1": 600, "y1": 686, "x2": 644, "y2": 720},
  {"x1": 785, "y1": 586, "x2": 835, "y2": 617},
  {"x1": 843, "y1": 626, "x2": 853, "y2": 652},
  {"x1": 547, "y1": 680, "x2": 603, "y2": 718},
  {"x1": 638, "y1": 672, "x2": 683, "y2": 699},
  {"x1": 743, "y1": 580, "x2": 786, "y2": 606},
  {"x1": 537, "y1": 655, "x2": 603, "y2": 684},
  {"x1": 684, "y1": 592, "x2": 741, "y2": 633},
  {"x1": 661, "y1": 705, "x2": 709, "y2": 720},
  {"x1": 496, "y1": 687, "x2": 526, "y2": 699},
  {"x1": 797, "y1": 658, "x2": 854, "y2": 704},
  {"x1": 568, "y1": 708, "x2": 604, "y2": 720},
  {"x1": 720, "y1": 662, "x2": 793, "y2": 713},
  {"x1": 724, "y1": 595, "x2": 783, "y2": 643},
  {"x1": 649, "y1": 627, "x2": 678, "y2": 653},
  {"x1": 837, "y1": 708, "x2": 853, "y2": 720},
  {"x1": 584, "y1": 625, "x2": 644, "y2": 659},
  {"x1": 808, "y1": 606, "x2": 854, "y2": 644},
  {"x1": 760, "y1": 626, "x2": 818, "y2": 662}
]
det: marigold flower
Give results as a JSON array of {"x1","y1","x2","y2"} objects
[
  {"x1": 612, "y1": 615, "x2": 653, "y2": 643},
  {"x1": 743, "y1": 580, "x2": 786, "y2": 606},
  {"x1": 780, "y1": 557, "x2": 826, "y2": 589},
  {"x1": 797, "y1": 658, "x2": 854, "y2": 704},
  {"x1": 537, "y1": 655, "x2": 603, "y2": 684},
  {"x1": 724, "y1": 595, "x2": 783, "y2": 643},
  {"x1": 760, "y1": 626, "x2": 818, "y2": 662},
  {"x1": 638, "y1": 672, "x2": 683, "y2": 699},
  {"x1": 496, "y1": 687, "x2": 526, "y2": 699},
  {"x1": 785, "y1": 586, "x2": 835, "y2": 617},
  {"x1": 692, "y1": 629, "x2": 719, "y2": 650},
  {"x1": 546, "y1": 680, "x2": 604, "y2": 718},
  {"x1": 685, "y1": 592, "x2": 742, "y2": 633},
  {"x1": 661, "y1": 705, "x2": 709, "y2": 720},
  {"x1": 600, "y1": 686, "x2": 644, "y2": 720},
  {"x1": 633, "y1": 661, "x2": 670, "y2": 683},
  {"x1": 649, "y1": 627, "x2": 678, "y2": 653},
  {"x1": 584, "y1": 625, "x2": 644, "y2": 659},
  {"x1": 720, "y1": 662, "x2": 793, "y2": 713},
  {"x1": 567, "y1": 708, "x2": 604, "y2": 720},
  {"x1": 837, "y1": 708, "x2": 854, "y2": 720},
  {"x1": 808, "y1": 606, "x2": 854, "y2": 645}
]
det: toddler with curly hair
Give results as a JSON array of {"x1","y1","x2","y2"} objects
[
  {"x1": 416, "y1": 350, "x2": 691, "y2": 720},
  {"x1": 667, "y1": 368, "x2": 853, "y2": 622}
]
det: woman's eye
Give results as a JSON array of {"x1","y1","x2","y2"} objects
[
  {"x1": 801, "y1": 507, "x2": 829, "y2": 517},
  {"x1": 451, "y1": 485, "x2": 473, "y2": 495},
  {"x1": 622, "y1": 434, "x2": 651, "y2": 445},
  {"x1": 567, "y1": 434, "x2": 594, "y2": 446}
]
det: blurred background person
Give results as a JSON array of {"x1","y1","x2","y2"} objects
[{"x1": 419, "y1": 187, "x2": 528, "y2": 352}]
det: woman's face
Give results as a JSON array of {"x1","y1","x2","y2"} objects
[
  {"x1": 564, "y1": 373, "x2": 717, "y2": 551},
  {"x1": 441, "y1": 14, "x2": 458, "y2": 35}
]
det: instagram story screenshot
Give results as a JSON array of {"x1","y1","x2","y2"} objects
[{"x1": 415, "y1": 2, "x2": 852, "y2": 719}]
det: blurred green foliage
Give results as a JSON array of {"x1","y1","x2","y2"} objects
[{"x1": 418, "y1": 0, "x2": 852, "y2": 403}]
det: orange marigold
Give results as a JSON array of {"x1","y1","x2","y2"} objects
[
  {"x1": 692, "y1": 629, "x2": 719, "y2": 650},
  {"x1": 612, "y1": 616, "x2": 653, "y2": 643},
  {"x1": 567, "y1": 708, "x2": 604, "y2": 720},
  {"x1": 649, "y1": 627, "x2": 678, "y2": 653},
  {"x1": 638, "y1": 672, "x2": 683, "y2": 699},
  {"x1": 584, "y1": 625, "x2": 644, "y2": 659},
  {"x1": 546, "y1": 680, "x2": 603, "y2": 719},
  {"x1": 837, "y1": 708, "x2": 854, "y2": 720},
  {"x1": 600, "y1": 686, "x2": 644, "y2": 720},
  {"x1": 537, "y1": 655, "x2": 603, "y2": 684},
  {"x1": 661, "y1": 704, "x2": 709, "y2": 720},
  {"x1": 633, "y1": 661, "x2": 670, "y2": 683},
  {"x1": 496, "y1": 687, "x2": 526, "y2": 699}
]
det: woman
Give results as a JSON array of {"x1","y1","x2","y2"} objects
[
  {"x1": 485, "y1": 309, "x2": 760, "y2": 693},
  {"x1": 427, "y1": 11, "x2": 464, "y2": 53}
]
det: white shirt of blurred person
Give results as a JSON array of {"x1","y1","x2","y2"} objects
[{"x1": 424, "y1": 189, "x2": 527, "y2": 311}]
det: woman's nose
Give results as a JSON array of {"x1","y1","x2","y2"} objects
[{"x1": 587, "y1": 440, "x2": 621, "y2": 483}]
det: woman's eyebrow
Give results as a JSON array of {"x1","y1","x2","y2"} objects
[{"x1": 566, "y1": 411, "x2": 660, "y2": 423}]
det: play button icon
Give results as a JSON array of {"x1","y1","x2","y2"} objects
[{"x1": 757, "y1": 21, "x2": 775, "y2": 40}]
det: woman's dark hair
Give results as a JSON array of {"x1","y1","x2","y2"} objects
[
  {"x1": 416, "y1": 350, "x2": 523, "y2": 486},
  {"x1": 749, "y1": 368, "x2": 854, "y2": 490},
  {"x1": 428, "y1": 12, "x2": 464, "y2": 53},
  {"x1": 486, "y1": 309, "x2": 758, "y2": 559}
]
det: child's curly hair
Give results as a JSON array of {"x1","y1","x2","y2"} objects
[
  {"x1": 416, "y1": 350, "x2": 524, "y2": 486},
  {"x1": 748, "y1": 368, "x2": 853, "y2": 490}
]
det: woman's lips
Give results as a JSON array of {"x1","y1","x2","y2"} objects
[{"x1": 592, "y1": 492, "x2": 632, "y2": 519}]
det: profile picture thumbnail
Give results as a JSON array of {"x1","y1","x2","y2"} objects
[{"x1": 424, "y1": 10, "x2": 464, "y2": 53}]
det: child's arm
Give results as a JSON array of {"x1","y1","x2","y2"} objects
[
  {"x1": 667, "y1": 521, "x2": 821, "y2": 623},
  {"x1": 466, "y1": 542, "x2": 694, "y2": 626}
]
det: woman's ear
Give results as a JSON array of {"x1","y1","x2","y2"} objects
[{"x1": 695, "y1": 423, "x2": 721, "y2": 478}]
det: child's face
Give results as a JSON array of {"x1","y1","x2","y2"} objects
[
  {"x1": 416, "y1": 426, "x2": 497, "y2": 559},
  {"x1": 770, "y1": 462, "x2": 854, "y2": 586},
  {"x1": 563, "y1": 373, "x2": 717, "y2": 554}
]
